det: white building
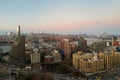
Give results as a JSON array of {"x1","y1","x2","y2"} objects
[
  {"x1": 31, "y1": 47, "x2": 40, "y2": 64},
  {"x1": 51, "y1": 49, "x2": 61, "y2": 63}
]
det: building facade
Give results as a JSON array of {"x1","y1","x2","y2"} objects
[
  {"x1": 11, "y1": 26, "x2": 25, "y2": 66},
  {"x1": 78, "y1": 37, "x2": 87, "y2": 52},
  {"x1": 51, "y1": 49, "x2": 61, "y2": 63},
  {"x1": 12, "y1": 36, "x2": 25, "y2": 65},
  {"x1": 31, "y1": 53, "x2": 40, "y2": 64},
  {"x1": 72, "y1": 51, "x2": 120, "y2": 76},
  {"x1": 30, "y1": 46, "x2": 40, "y2": 64},
  {"x1": 99, "y1": 51, "x2": 120, "y2": 70},
  {"x1": 91, "y1": 42, "x2": 106, "y2": 52},
  {"x1": 59, "y1": 39, "x2": 71, "y2": 60}
]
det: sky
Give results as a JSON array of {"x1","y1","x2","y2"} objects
[{"x1": 0, "y1": 0, "x2": 120, "y2": 35}]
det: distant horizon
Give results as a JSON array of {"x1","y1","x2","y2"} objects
[
  {"x1": 0, "y1": 28, "x2": 119, "y2": 36},
  {"x1": 0, "y1": 0, "x2": 120, "y2": 35}
]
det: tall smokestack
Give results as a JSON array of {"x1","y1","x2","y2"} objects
[{"x1": 17, "y1": 25, "x2": 20, "y2": 36}]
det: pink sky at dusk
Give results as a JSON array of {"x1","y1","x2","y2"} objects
[{"x1": 0, "y1": 0, "x2": 120, "y2": 34}]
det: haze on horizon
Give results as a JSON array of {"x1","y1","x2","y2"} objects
[{"x1": 0, "y1": 0, "x2": 120, "y2": 35}]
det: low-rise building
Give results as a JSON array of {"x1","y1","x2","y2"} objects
[
  {"x1": 30, "y1": 47, "x2": 40, "y2": 64},
  {"x1": 51, "y1": 49, "x2": 61, "y2": 63},
  {"x1": 31, "y1": 53, "x2": 40, "y2": 64}
]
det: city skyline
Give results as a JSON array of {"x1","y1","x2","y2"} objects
[{"x1": 0, "y1": 0, "x2": 120, "y2": 35}]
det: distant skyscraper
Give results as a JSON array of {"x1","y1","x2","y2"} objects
[
  {"x1": 12, "y1": 26, "x2": 25, "y2": 66},
  {"x1": 59, "y1": 39, "x2": 71, "y2": 60},
  {"x1": 16, "y1": 25, "x2": 20, "y2": 36}
]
